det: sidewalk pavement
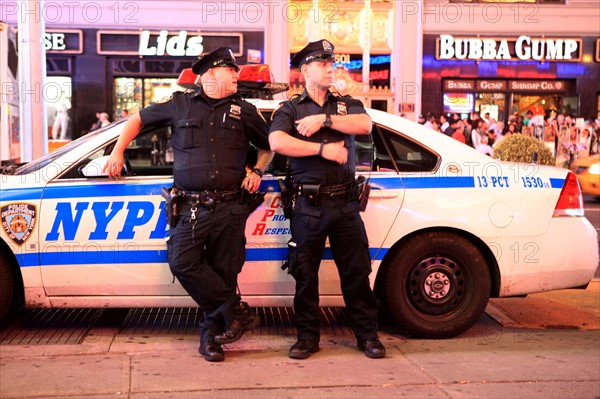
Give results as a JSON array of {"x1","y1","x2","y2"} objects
[{"x1": 1, "y1": 281, "x2": 598, "y2": 399}]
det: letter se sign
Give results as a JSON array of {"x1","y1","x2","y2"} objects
[{"x1": 437, "y1": 35, "x2": 581, "y2": 62}]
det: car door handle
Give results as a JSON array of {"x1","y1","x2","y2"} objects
[{"x1": 370, "y1": 190, "x2": 400, "y2": 199}]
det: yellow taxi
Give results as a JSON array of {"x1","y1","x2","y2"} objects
[{"x1": 571, "y1": 154, "x2": 600, "y2": 197}]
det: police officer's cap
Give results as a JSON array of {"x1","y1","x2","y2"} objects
[
  {"x1": 290, "y1": 39, "x2": 335, "y2": 69},
  {"x1": 192, "y1": 47, "x2": 239, "y2": 75}
]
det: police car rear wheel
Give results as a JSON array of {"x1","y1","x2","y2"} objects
[
  {"x1": 384, "y1": 232, "x2": 490, "y2": 339},
  {"x1": 0, "y1": 254, "x2": 15, "y2": 322}
]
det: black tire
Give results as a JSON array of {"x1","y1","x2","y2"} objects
[
  {"x1": 0, "y1": 254, "x2": 15, "y2": 323},
  {"x1": 384, "y1": 232, "x2": 490, "y2": 338}
]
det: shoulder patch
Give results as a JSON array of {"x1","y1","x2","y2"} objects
[
  {"x1": 271, "y1": 102, "x2": 287, "y2": 119},
  {"x1": 256, "y1": 107, "x2": 267, "y2": 123},
  {"x1": 156, "y1": 94, "x2": 173, "y2": 104}
]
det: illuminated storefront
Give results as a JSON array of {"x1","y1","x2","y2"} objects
[
  {"x1": 97, "y1": 29, "x2": 263, "y2": 119},
  {"x1": 42, "y1": 28, "x2": 263, "y2": 138},
  {"x1": 286, "y1": 0, "x2": 395, "y2": 112},
  {"x1": 422, "y1": 34, "x2": 600, "y2": 122},
  {"x1": 44, "y1": 29, "x2": 82, "y2": 140}
]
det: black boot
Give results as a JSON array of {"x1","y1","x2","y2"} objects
[
  {"x1": 357, "y1": 338, "x2": 386, "y2": 359},
  {"x1": 239, "y1": 301, "x2": 260, "y2": 330},
  {"x1": 198, "y1": 312, "x2": 225, "y2": 362},
  {"x1": 199, "y1": 339, "x2": 224, "y2": 362},
  {"x1": 214, "y1": 302, "x2": 250, "y2": 344},
  {"x1": 289, "y1": 339, "x2": 319, "y2": 359}
]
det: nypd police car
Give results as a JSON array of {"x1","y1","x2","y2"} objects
[{"x1": 1, "y1": 78, "x2": 598, "y2": 339}]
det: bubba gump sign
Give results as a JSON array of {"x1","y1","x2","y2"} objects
[{"x1": 437, "y1": 35, "x2": 582, "y2": 62}]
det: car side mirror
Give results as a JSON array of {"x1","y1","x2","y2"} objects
[{"x1": 79, "y1": 155, "x2": 111, "y2": 177}]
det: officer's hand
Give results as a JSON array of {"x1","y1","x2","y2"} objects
[
  {"x1": 103, "y1": 152, "x2": 124, "y2": 179},
  {"x1": 242, "y1": 170, "x2": 261, "y2": 193},
  {"x1": 295, "y1": 115, "x2": 325, "y2": 137},
  {"x1": 321, "y1": 141, "x2": 348, "y2": 165}
]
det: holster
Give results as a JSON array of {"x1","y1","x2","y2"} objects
[
  {"x1": 299, "y1": 183, "x2": 321, "y2": 206},
  {"x1": 281, "y1": 239, "x2": 298, "y2": 275},
  {"x1": 351, "y1": 175, "x2": 371, "y2": 212},
  {"x1": 278, "y1": 178, "x2": 294, "y2": 219},
  {"x1": 161, "y1": 185, "x2": 183, "y2": 227},
  {"x1": 239, "y1": 188, "x2": 266, "y2": 214}
]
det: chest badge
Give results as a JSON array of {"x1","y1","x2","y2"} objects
[
  {"x1": 1, "y1": 203, "x2": 37, "y2": 246},
  {"x1": 337, "y1": 101, "x2": 347, "y2": 115},
  {"x1": 229, "y1": 104, "x2": 242, "y2": 120}
]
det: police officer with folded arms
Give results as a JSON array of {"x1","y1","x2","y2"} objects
[
  {"x1": 268, "y1": 40, "x2": 385, "y2": 359},
  {"x1": 104, "y1": 47, "x2": 273, "y2": 362}
]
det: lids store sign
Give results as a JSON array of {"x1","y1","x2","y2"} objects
[
  {"x1": 139, "y1": 30, "x2": 203, "y2": 56},
  {"x1": 97, "y1": 30, "x2": 243, "y2": 57},
  {"x1": 437, "y1": 35, "x2": 581, "y2": 62}
]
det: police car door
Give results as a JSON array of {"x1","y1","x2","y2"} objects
[
  {"x1": 239, "y1": 120, "x2": 409, "y2": 297},
  {"x1": 38, "y1": 127, "x2": 184, "y2": 297}
]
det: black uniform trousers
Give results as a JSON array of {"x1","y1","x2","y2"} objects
[
  {"x1": 288, "y1": 197, "x2": 379, "y2": 343},
  {"x1": 167, "y1": 200, "x2": 249, "y2": 341}
]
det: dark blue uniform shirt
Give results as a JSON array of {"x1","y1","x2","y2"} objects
[
  {"x1": 269, "y1": 90, "x2": 367, "y2": 185},
  {"x1": 140, "y1": 88, "x2": 269, "y2": 192}
]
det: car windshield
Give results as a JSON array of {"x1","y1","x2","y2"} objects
[{"x1": 13, "y1": 120, "x2": 126, "y2": 175}]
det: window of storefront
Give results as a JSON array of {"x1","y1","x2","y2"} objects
[
  {"x1": 114, "y1": 77, "x2": 180, "y2": 119},
  {"x1": 476, "y1": 93, "x2": 506, "y2": 123},
  {"x1": 114, "y1": 77, "x2": 142, "y2": 118},
  {"x1": 369, "y1": 54, "x2": 391, "y2": 88},
  {"x1": 512, "y1": 94, "x2": 578, "y2": 118},
  {"x1": 46, "y1": 76, "x2": 72, "y2": 140},
  {"x1": 443, "y1": 93, "x2": 474, "y2": 119}
]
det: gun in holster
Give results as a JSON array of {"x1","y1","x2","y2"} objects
[
  {"x1": 352, "y1": 175, "x2": 371, "y2": 212},
  {"x1": 239, "y1": 188, "x2": 266, "y2": 214},
  {"x1": 278, "y1": 178, "x2": 294, "y2": 219},
  {"x1": 161, "y1": 185, "x2": 183, "y2": 227}
]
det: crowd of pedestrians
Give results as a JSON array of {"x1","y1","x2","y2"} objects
[{"x1": 417, "y1": 110, "x2": 600, "y2": 159}]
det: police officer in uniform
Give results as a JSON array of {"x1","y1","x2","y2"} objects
[
  {"x1": 104, "y1": 47, "x2": 273, "y2": 362},
  {"x1": 268, "y1": 40, "x2": 385, "y2": 359}
]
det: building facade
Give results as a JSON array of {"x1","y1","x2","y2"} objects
[{"x1": 2, "y1": 0, "x2": 598, "y2": 140}]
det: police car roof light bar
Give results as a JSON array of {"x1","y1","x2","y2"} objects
[{"x1": 176, "y1": 64, "x2": 289, "y2": 100}]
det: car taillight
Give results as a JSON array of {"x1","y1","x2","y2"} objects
[{"x1": 553, "y1": 172, "x2": 584, "y2": 217}]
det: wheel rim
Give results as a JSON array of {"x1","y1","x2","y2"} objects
[{"x1": 407, "y1": 256, "x2": 470, "y2": 317}]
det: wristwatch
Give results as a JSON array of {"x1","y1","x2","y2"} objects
[
  {"x1": 251, "y1": 167, "x2": 263, "y2": 177},
  {"x1": 323, "y1": 114, "x2": 332, "y2": 128}
]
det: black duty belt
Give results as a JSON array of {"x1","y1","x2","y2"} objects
[
  {"x1": 296, "y1": 182, "x2": 352, "y2": 201},
  {"x1": 182, "y1": 189, "x2": 240, "y2": 208}
]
